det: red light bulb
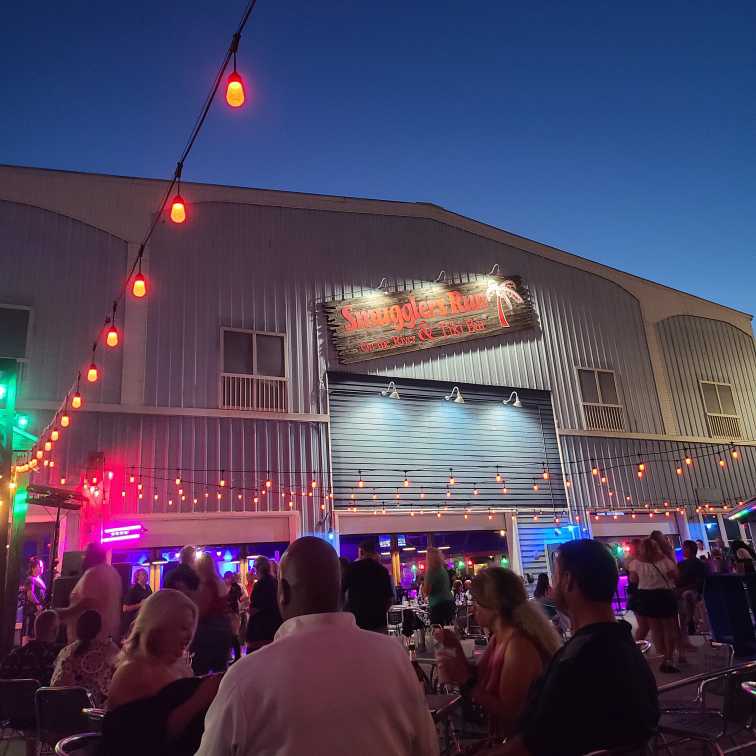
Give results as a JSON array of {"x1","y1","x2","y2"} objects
[
  {"x1": 226, "y1": 71, "x2": 245, "y2": 107},
  {"x1": 72, "y1": 392, "x2": 82, "y2": 409},
  {"x1": 87, "y1": 363, "x2": 98, "y2": 382},
  {"x1": 61, "y1": 414, "x2": 69, "y2": 428},
  {"x1": 106, "y1": 324, "x2": 119, "y2": 347},
  {"x1": 44, "y1": 440, "x2": 52, "y2": 452},
  {"x1": 132, "y1": 273, "x2": 146, "y2": 298},
  {"x1": 51, "y1": 428, "x2": 59, "y2": 441},
  {"x1": 170, "y1": 195, "x2": 186, "y2": 224},
  {"x1": 542, "y1": 471, "x2": 549, "y2": 480}
]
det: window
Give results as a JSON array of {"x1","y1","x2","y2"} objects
[
  {"x1": 220, "y1": 328, "x2": 288, "y2": 412},
  {"x1": 700, "y1": 381, "x2": 742, "y2": 439},
  {"x1": 576, "y1": 368, "x2": 625, "y2": 431},
  {"x1": 0, "y1": 305, "x2": 31, "y2": 360}
]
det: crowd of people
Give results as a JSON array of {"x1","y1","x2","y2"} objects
[
  {"x1": 621, "y1": 530, "x2": 740, "y2": 673},
  {"x1": 20, "y1": 529, "x2": 756, "y2": 753}
]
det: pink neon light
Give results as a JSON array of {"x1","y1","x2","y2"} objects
[
  {"x1": 102, "y1": 533, "x2": 141, "y2": 543},
  {"x1": 103, "y1": 524, "x2": 142, "y2": 535}
]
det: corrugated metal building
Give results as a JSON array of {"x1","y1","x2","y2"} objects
[{"x1": 2, "y1": 164, "x2": 755, "y2": 582}]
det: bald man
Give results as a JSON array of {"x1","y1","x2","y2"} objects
[{"x1": 197, "y1": 536, "x2": 439, "y2": 756}]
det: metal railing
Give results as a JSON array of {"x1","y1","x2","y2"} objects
[
  {"x1": 707, "y1": 413, "x2": 743, "y2": 440},
  {"x1": 583, "y1": 403, "x2": 626, "y2": 432},
  {"x1": 220, "y1": 373, "x2": 288, "y2": 412}
]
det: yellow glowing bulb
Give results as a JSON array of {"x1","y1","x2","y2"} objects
[
  {"x1": 226, "y1": 71, "x2": 245, "y2": 107},
  {"x1": 170, "y1": 195, "x2": 186, "y2": 223}
]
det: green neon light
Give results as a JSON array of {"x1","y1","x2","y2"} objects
[{"x1": 13, "y1": 488, "x2": 27, "y2": 516}]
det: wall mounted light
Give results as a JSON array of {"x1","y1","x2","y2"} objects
[
  {"x1": 503, "y1": 391, "x2": 522, "y2": 408},
  {"x1": 381, "y1": 381, "x2": 400, "y2": 399},
  {"x1": 445, "y1": 386, "x2": 464, "y2": 403}
]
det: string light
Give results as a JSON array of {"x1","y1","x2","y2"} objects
[
  {"x1": 676, "y1": 463, "x2": 683, "y2": 475},
  {"x1": 449, "y1": 469, "x2": 455, "y2": 485},
  {"x1": 495, "y1": 467, "x2": 501, "y2": 483},
  {"x1": 732, "y1": 448, "x2": 739, "y2": 460},
  {"x1": 719, "y1": 459, "x2": 726, "y2": 468},
  {"x1": 591, "y1": 461, "x2": 598, "y2": 476},
  {"x1": 87, "y1": 362, "x2": 98, "y2": 383},
  {"x1": 50, "y1": 428, "x2": 59, "y2": 442},
  {"x1": 44, "y1": 440, "x2": 52, "y2": 452},
  {"x1": 358, "y1": 471, "x2": 364, "y2": 488},
  {"x1": 61, "y1": 410, "x2": 70, "y2": 427},
  {"x1": 106, "y1": 321, "x2": 119, "y2": 347},
  {"x1": 170, "y1": 192, "x2": 186, "y2": 224},
  {"x1": 132, "y1": 270, "x2": 146, "y2": 298},
  {"x1": 404, "y1": 472, "x2": 409, "y2": 487}
]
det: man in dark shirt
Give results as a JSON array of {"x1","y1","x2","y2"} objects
[
  {"x1": 246, "y1": 555, "x2": 283, "y2": 651},
  {"x1": 480, "y1": 539, "x2": 659, "y2": 756},
  {"x1": 676, "y1": 539, "x2": 709, "y2": 635},
  {"x1": 0, "y1": 610, "x2": 62, "y2": 687},
  {"x1": 343, "y1": 540, "x2": 394, "y2": 632},
  {"x1": 163, "y1": 544, "x2": 200, "y2": 593}
]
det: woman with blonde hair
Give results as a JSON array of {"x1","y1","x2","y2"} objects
[
  {"x1": 102, "y1": 590, "x2": 222, "y2": 756},
  {"x1": 422, "y1": 546, "x2": 456, "y2": 625},
  {"x1": 628, "y1": 537, "x2": 680, "y2": 672},
  {"x1": 435, "y1": 566, "x2": 562, "y2": 741}
]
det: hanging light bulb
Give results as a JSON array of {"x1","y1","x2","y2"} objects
[
  {"x1": 51, "y1": 428, "x2": 59, "y2": 442},
  {"x1": 170, "y1": 194, "x2": 186, "y2": 224},
  {"x1": 132, "y1": 272, "x2": 146, "y2": 298},
  {"x1": 502, "y1": 486, "x2": 508, "y2": 493},
  {"x1": 358, "y1": 471, "x2": 364, "y2": 488},
  {"x1": 106, "y1": 323, "x2": 119, "y2": 347},
  {"x1": 36, "y1": 449, "x2": 43, "y2": 459},
  {"x1": 420, "y1": 490, "x2": 425, "y2": 499},
  {"x1": 591, "y1": 461, "x2": 598, "y2": 476},
  {"x1": 676, "y1": 464, "x2": 683, "y2": 475},
  {"x1": 311, "y1": 480, "x2": 317, "y2": 489},
  {"x1": 542, "y1": 469, "x2": 549, "y2": 480},
  {"x1": 732, "y1": 449, "x2": 739, "y2": 460},
  {"x1": 226, "y1": 70, "x2": 245, "y2": 107},
  {"x1": 404, "y1": 472, "x2": 409, "y2": 487},
  {"x1": 495, "y1": 467, "x2": 501, "y2": 483},
  {"x1": 685, "y1": 453, "x2": 692, "y2": 466},
  {"x1": 719, "y1": 459, "x2": 726, "y2": 468},
  {"x1": 87, "y1": 363, "x2": 98, "y2": 382},
  {"x1": 638, "y1": 462, "x2": 646, "y2": 472},
  {"x1": 61, "y1": 412, "x2": 70, "y2": 427},
  {"x1": 565, "y1": 480, "x2": 571, "y2": 488},
  {"x1": 449, "y1": 469, "x2": 455, "y2": 485},
  {"x1": 44, "y1": 440, "x2": 52, "y2": 452}
]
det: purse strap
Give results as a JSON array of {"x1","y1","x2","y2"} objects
[{"x1": 650, "y1": 559, "x2": 673, "y2": 589}]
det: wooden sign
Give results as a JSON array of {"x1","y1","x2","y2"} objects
[{"x1": 324, "y1": 276, "x2": 537, "y2": 364}]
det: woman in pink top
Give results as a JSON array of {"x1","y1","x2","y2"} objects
[{"x1": 435, "y1": 567, "x2": 562, "y2": 744}]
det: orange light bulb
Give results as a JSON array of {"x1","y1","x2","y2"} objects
[
  {"x1": 44, "y1": 440, "x2": 52, "y2": 452},
  {"x1": 226, "y1": 71, "x2": 245, "y2": 107},
  {"x1": 51, "y1": 428, "x2": 59, "y2": 441},
  {"x1": 61, "y1": 413, "x2": 70, "y2": 427},
  {"x1": 36, "y1": 450, "x2": 43, "y2": 459},
  {"x1": 132, "y1": 273, "x2": 146, "y2": 298},
  {"x1": 72, "y1": 392, "x2": 82, "y2": 409},
  {"x1": 87, "y1": 363, "x2": 98, "y2": 382},
  {"x1": 170, "y1": 195, "x2": 186, "y2": 223},
  {"x1": 106, "y1": 325, "x2": 119, "y2": 347}
]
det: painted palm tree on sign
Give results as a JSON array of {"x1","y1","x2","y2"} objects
[{"x1": 486, "y1": 279, "x2": 524, "y2": 327}]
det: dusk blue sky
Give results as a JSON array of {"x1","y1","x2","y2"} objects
[{"x1": 2, "y1": 1, "x2": 754, "y2": 313}]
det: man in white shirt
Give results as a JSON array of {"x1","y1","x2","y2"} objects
[
  {"x1": 196, "y1": 536, "x2": 439, "y2": 756},
  {"x1": 56, "y1": 542, "x2": 123, "y2": 643}
]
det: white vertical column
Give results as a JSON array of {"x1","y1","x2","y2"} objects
[{"x1": 121, "y1": 243, "x2": 149, "y2": 406}]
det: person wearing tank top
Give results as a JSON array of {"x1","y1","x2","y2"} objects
[{"x1": 189, "y1": 555, "x2": 232, "y2": 676}]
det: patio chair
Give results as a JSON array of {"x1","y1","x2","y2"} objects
[
  {"x1": 659, "y1": 642, "x2": 734, "y2": 712},
  {"x1": 0, "y1": 678, "x2": 39, "y2": 749},
  {"x1": 36, "y1": 687, "x2": 94, "y2": 755},
  {"x1": 54, "y1": 732, "x2": 101, "y2": 755},
  {"x1": 655, "y1": 660, "x2": 756, "y2": 754},
  {"x1": 82, "y1": 708, "x2": 106, "y2": 733}
]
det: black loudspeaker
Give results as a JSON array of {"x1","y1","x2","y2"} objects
[
  {"x1": 61, "y1": 550, "x2": 85, "y2": 577},
  {"x1": 51, "y1": 575, "x2": 80, "y2": 609},
  {"x1": 112, "y1": 562, "x2": 132, "y2": 601}
]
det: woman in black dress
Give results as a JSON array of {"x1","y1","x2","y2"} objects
[
  {"x1": 224, "y1": 571, "x2": 244, "y2": 662},
  {"x1": 101, "y1": 590, "x2": 222, "y2": 756}
]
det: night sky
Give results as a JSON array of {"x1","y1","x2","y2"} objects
[{"x1": 2, "y1": 1, "x2": 754, "y2": 313}]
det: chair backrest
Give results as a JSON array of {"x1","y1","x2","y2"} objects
[
  {"x1": 722, "y1": 666, "x2": 756, "y2": 729},
  {"x1": 703, "y1": 642, "x2": 735, "y2": 696},
  {"x1": 36, "y1": 687, "x2": 94, "y2": 747},
  {"x1": 0, "y1": 678, "x2": 39, "y2": 730},
  {"x1": 54, "y1": 732, "x2": 101, "y2": 756}
]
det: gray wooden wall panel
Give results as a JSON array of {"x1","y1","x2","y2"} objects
[
  {"x1": 328, "y1": 374, "x2": 568, "y2": 516},
  {"x1": 0, "y1": 200, "x2": 127, "y2": 404},
  {"x1": 32, "y1": 410, "x2": 330, "y2": 534},
  {"x1": 145, "y1": 202, "x2": 665, "y2": 434},
  {"x1": 561, "y1": 435, "x2": 756, "y2": 516},
  {"x1": 656, "y1": 315, "x2": 756, "y2": 440}
]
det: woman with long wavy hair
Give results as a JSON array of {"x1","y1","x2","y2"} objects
[{"x1": 435, "y1": 566, "x2": 562, "y2": 743}]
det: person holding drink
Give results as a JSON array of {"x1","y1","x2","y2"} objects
[{"x1": 434, "y1": 567, "x2": 561, "y2": 746}]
